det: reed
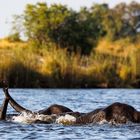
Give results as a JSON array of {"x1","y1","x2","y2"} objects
[{"x1": 0, "y1": 38, "x2": 139, "y2": 88}]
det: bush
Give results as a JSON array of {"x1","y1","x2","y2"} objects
[{"x1": 6, "y1": 32, "x2": 21, "y2": 42}]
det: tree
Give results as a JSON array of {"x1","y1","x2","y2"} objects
[
  {"x1": 23, "y1": 2, "x2": 70, "y2": 45},
  {"x1": 12, "y1": 2, "x2": 140, "y2": 54},
  {"x1": 102, "y1": 2, "x2": 140, "y2": 40},
  {"x1": 90, "y1": 4, "x2": 109, "y2": 37},
  {"x1": 50, "y1": 9, "x2": 102, "y2": 54},
  {"x1": 127, "y1": 1, "x2": 140, "y2": 34}
]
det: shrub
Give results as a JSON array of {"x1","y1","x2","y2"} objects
[{"x1": 6, "y1": 32, "x2": 21, "y2": 42}]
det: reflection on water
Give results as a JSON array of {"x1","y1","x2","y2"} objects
[{"x1": 0, "y1": 89, "x2": 140, "y2": 139}]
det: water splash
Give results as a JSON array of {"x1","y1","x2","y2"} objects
[
  {"x1": 56, "y1": 114, "x2": 76, "y2": 125},
  {"x1": 11, "y1": 112, "x2": 130, "y2": 126},
  {"x1": 12, "y1": 112, "x2": 77, "y2": 125},
  {"x1": 12, "y1": 112, "x2": 57, "y2": 124}
]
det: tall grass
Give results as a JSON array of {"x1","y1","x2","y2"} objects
[{"x1": 0, "y1": 39, "x2": 139, "y2": 88}]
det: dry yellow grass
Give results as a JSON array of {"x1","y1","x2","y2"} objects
[
  {"x1": 96, "y1": 38, "x2": 140, "y2": 58},
  {"x1": 0, "y1": 38, "x2": 27, "y2": 49},
  {"x1": 0, "y1": 38, "x2": 139, "y2": 88}
]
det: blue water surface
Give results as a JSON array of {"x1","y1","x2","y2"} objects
[{"x1": 0, "y1": 89, "x2": 140, "y2": 140}]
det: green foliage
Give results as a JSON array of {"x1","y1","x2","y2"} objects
[
  {"x1": 50, "y1": 10, "x2": 102, "y2": 54},
  {"x1": 101, "y1": 2, "x2": 140, "y2": 41},
  {"x1": 12, "y1": 1, "x2": 140, "y2": 53},
  {"x1": 24, "y1": 3, "x2": 70, "y2": 45},
  {"x1": 6, "y1": 32, "x2": 21, "y2": 42}
]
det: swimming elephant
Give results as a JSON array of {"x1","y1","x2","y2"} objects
[
  {"x1": 1, "y1": 81, "x2": 140, "y2": 124},
  {"x1": 3, "y1": 86, "x2": 140, "y2": 124},
  {"x1": 75, "y1": 102, "x2": 140, "y2": 124},
  {"x1": 2, "y1": 86, "x2": 74, "y2": 116},
  {"x1": 1, "y1": 85, "x2": 82, "y2": 123},
  {"x1": 0, "y1": 83, "x2": 81, "y2": 123}
]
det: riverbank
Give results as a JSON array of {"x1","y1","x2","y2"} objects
[{"x1": 0, "y1": 38, "x2": 139, "y2": 88}]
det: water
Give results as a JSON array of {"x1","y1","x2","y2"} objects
[{"x1": 0, "y1": 89, "x2": 140, "y2": 140}]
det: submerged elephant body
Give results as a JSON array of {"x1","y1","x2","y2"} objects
[
  {"x1": 75, "y1": 103, "x2": 140, "y2": 124},
  {"x1": 1, "y1": 84, "x2": 140, "y2": 124}
]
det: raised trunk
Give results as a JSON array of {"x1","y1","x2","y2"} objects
[
  {"x1": 3, "y1": 87, "x2": 32, "y2": 114},
  {"x1": 0, "y1": 98, "x2": 9, "y2": 120}
]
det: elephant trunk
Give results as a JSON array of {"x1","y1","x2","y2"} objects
[{"x1": 3, "y1": 87, "x2": 32, "y2": 114}]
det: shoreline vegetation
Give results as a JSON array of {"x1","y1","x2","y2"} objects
[
  {"x1": 0, "y1": 2, "x2": 140, "y2": 88},
  {"x1": 0, "y1": 38, "x2": 139, "y2": 88}
]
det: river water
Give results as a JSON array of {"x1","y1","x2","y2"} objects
[{"x1": 0, "y1": 89, "x2": 140, "y2": 140}]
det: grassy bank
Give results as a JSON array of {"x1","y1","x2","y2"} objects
[{"x1": 0, "y1": 38, "x2": 139, "y2": 88}]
